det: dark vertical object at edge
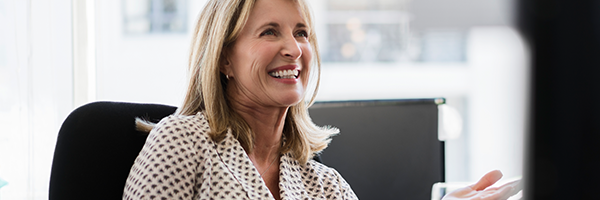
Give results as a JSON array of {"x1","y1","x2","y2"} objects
[{"x1": 519, "y1": 0, "x2": 600, "y2": 199}]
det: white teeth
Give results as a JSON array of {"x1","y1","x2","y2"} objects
[{"x1": 268, "y1": 69, "x2": 300, "y2": 79}]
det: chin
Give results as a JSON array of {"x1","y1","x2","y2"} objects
[
  {"x1": 279, "y1": 99, "x2": 302, "y2": 107},
  {"x1": 276, "y1": 94, "x2": 304, "y2": 107}
]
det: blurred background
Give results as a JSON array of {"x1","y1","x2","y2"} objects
[{"x1": 0, "y1": 0, "x2": 528, "y2": 199}]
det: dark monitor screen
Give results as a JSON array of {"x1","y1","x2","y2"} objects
[{"x1": 309, "y1": 99, "x2": 445, "y2": 200}]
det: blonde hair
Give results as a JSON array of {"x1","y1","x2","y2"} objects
[{"x1": 174, "y1": 0, "x2": 337, "y2": 164}]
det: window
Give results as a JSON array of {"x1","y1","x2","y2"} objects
[
  {"x1": 0, "y1": 0, "x2": 73, "y2": 199},
  {"x1": 322, "y1": 0, "x2": 467, "y2": 63},
  {"x1": 323, "y1": 0, "x2": 412, "y2": 62},
  {"x1": 123, "y1": 0, "x2": 188, "y2": 34}
]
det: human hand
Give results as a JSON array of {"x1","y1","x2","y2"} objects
[{"x1": 442, "y1": 170, "x2": 522, "y2": 200}]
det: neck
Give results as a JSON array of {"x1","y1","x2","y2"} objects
[{"x1": 229, "y1": 98, "x2": 288, "y2": 163}]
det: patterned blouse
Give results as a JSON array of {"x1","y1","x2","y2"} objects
[{"x1": 123, "y1": 112, "x2": 358, "y2": 200}]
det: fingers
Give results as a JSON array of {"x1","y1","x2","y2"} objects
[
  {"x1": 499, "y1": 179, "x2": 522, "y2": 191},
  {"x1": 470, "y1": 170, "x2": 503, "y2": 191},
  {"x1": 488, "y1": 179, "x2": 522, "y2": 199}
]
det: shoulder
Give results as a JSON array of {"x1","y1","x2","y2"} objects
[
  {"x1": 153, "y1": 112, "x2": 209, "y2": 132},
  {"x1": 150, "y1": 112, "x2": 211, "y2": 139},
  {"x1": 124, "y1": 113, "x2": 212, "y2": 199},
  {"x1": 305, "y1": 159, "x2": 344, "y2": 180},
  {"x1": 145, "y1": 112, "x2": 215, "y2": 152}
]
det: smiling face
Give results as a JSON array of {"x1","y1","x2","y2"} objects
[{"x1": 223, "y1": 0, "x2": 313, "y2": 109}]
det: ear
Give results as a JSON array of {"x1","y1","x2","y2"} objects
[{"x1": 220, "y1": 50, "x2": 233, "y2": 77}]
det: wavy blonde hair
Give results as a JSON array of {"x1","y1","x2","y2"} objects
[{"x1": 175, "y1": 0, "x2": 338, "y2": 164}]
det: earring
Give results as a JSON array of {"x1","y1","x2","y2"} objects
[{"x1": 226, "y1": 75, "x2": 230, "y2": 80}]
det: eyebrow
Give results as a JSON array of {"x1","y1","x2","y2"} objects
[
  {"x1": 295, "y1": 23, "x2": 307, "y2": 29},
  {"x1": 258, "y1": 22, "x2": 308, "y2": 30}
]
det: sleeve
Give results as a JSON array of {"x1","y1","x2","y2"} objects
[{"x1": 123, "y1": 115, "x2": 205, "y2": 199}]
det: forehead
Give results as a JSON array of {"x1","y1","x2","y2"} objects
[{"x1": 247, "y1": 0, "x2": 306, "y2": 26}]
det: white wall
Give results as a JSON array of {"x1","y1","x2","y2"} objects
[
  {"x1": 93, "y1": 0, "x2": 208, "y2": 106},
  {"x1": 466, "y1": 27, "x2": 528, "y2": 181}
]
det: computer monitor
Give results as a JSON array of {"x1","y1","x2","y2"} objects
[{"x1": 309, "y1": 99, "x2": 445, "y2": 200}]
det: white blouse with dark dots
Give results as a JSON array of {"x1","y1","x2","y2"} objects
[{"x1": 123, "y1": 112, "x2": 358, "y2": 200}]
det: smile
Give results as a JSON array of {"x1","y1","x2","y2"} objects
[{"x1": 268, "y1": 69, "x2": 299, "y2": 79}]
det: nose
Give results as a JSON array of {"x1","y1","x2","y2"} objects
[{"x1": 280, "y1": 35, "x2": 302, "y2": 60}]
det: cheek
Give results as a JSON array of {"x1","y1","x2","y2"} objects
[
  {"x1": 231, "y1": 48, "x2": 264, "y2": 74},
  {"x1": 242, "y1": 45, "x2": 277, "y2": 88},
  {"x1": 245, "y1": 44, "x2": 278, "y2": 71},
  {"x1": 302, "y1": 45, "x2": 313, "y2": 65},
  {"x1": 301, "y1": 44, "x2": 313, "y2": 85}
]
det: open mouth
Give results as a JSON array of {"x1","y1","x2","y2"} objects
[{"x1": 268, "y1": 69, "x2": 299, "y2": 79}]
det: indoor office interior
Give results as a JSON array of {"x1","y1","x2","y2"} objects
[{"x1": 2, "y1": 0, "x2": 597, "y2": 199}]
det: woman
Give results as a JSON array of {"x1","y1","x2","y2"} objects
[{"x1": 123, "y1": 0, "x2": 521, "y2": 199}]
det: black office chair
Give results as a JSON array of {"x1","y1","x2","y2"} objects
[{"x1": 48, "y1": 101, "x2": 177, "y2": 200}]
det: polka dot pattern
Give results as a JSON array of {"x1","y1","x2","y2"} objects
[{"x1": 123, "y1": 112, "x2": 358, "y2": 200}]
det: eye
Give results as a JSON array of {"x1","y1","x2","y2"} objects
[
  {"x1": 295, "y1": 30, "x2": 308, "y2": 38},
  {"x1": 260, "y1": 29, "x2": 277, "y2": 36}
]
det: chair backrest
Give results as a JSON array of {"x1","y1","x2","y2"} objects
[
  {"x1": 49, "y1": 101, "x2": 177, "y2": 200},
  {"x1": 309, "y1": 99, "x2": 445, "y2": 200}
]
